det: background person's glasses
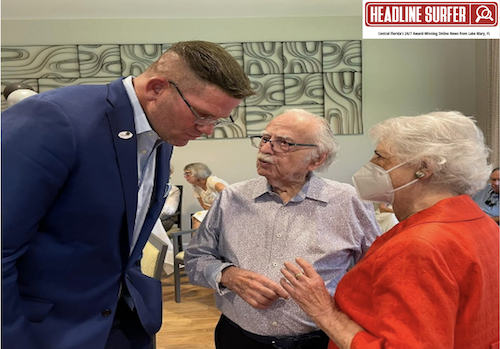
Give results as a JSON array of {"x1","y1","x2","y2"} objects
[
  {"x1": 168, "y1": 80, "x2": 234, "y2": 127},
  {"x1": 250, "y1": 135, "x2": 317, "y2": 153},
  {"x1": 485, "y1": 191, "x2": 499, "y2": 207}
]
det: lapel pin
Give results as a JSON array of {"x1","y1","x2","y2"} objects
[{"x1": 118, "y1": 131, "x2": 133, "y2": 139}]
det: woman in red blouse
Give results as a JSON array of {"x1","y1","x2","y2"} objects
[{"x1": 281, "y1": 111, "x2": 499, "y2": 349}]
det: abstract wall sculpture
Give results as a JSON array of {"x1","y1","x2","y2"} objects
[{"x1": 1, "y1": 40, "x2": 362, "y2": 137}]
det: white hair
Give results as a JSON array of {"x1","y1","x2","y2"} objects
[
  {"x1": 369, "y1": 110, "x2": 492, "y2": 195},
  {"x1": 285, "y1": 109, "x2": 340, "y2": 172}
]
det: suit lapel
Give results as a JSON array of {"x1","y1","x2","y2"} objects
[
  {"x1": 128, "y1": 142, "x2": 173, "y2": 267},
  {"x1": 105, "y1": 78, "x2": 175, "y2": 267},
  {"x1": 106, "y1": 79, "x2": 138, "y2": 250}
]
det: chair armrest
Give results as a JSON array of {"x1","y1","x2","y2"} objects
[
  {"x1": 170, "y1": 229, "x2": 196, "y2": 238},
  {"x1": 170, "y1": 229, "x2": 196, "y2": 256}
]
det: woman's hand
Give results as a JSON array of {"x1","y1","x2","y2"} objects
[
  {"x1": 281, "y1": 258, "x2": 365, "y2": 349},
  {"x1": 280, "y1": 257, "x2": 336, "y2": 323}
]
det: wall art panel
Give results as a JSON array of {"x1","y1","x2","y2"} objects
[
  {"x1": 220, "y1": 43, "x2": 244, "y2": 68},
  {"x1": 284, "y1": 73, "x2": 324, "y2": 105},
  {"x1": 78, "y1": 45, "x2": 122, "y2": 78},
  {"x1": 246, "y1": 74, "x2": 284, "y2": 106},
  {"x1": 283, "y1": 42, "x2": 322, "y2": 74},
  {"x1": 323, "y1": 41, "x2": 362, "y2": 73},
  {"x1": 2, "y1": 45, "x2": 79, "y2": 79},
  {"x1": 243, "y1": 42, "x2": 284, "y2": 75},
  {"x1": 2, "y1": 40, "x2": 363, "y2": 137},
  {"x1": 324, "y1": 72, "x2": 363, "y2": 134},
  {"x1": 121, "y1": 44, "x2": 162, "y2": 76}
]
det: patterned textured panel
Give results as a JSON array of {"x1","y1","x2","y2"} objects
[
  {"x1": 324, "y1": 72, "x2": 363, "y2": 134},
  {"x1": 221, "y1": 43, "x2": 244, "y2": 68},
  {"x1": 284, "y1": 73, "x2": 324, "y2": 105},
  {"x1": 246, "y1": 74, "x2": 284, "y2": 106},
  {"x1": 1, "y1": 41, "x2": 363, "y2": 137},
  {"x1": 121, "y1": 44, "x2": 162, "y2": 76},
  {"x1": 2, "y1": 45, "x2": 79, "y2": 79},
  {"x1": 79, "y1": 45, "x2": 122, "y2": 78},
  {"x1": 243, "y1": 42, "x2": 283, "y2": 75},
  {"x1": 283, "y1": 42, "x2": 322, "y2": 74},
  {"x1": 323, "y1": 41, "x2": 362, "y2": 73}
]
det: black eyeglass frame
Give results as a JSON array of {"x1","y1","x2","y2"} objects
[
  {"x1": 250, "y1": 135, "x2": 317, "y2": 153},
  {"x1": 168, "y1": 80, "x2": 234, "y2": 126}
]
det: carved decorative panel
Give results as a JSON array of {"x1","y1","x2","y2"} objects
[{"x1": 1, "y1": 40, "x2": 363, "y2": 136}]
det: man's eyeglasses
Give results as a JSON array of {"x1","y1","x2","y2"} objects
[
  {"x1": 183, "y1": 172, "x2": 192, "y2": 177},
  {"x1": 250, "y1": 135, "x2": 317, "y2": 153},
  {"x1": 168, "y1": 80, "x2": 234, "y2": 127}
]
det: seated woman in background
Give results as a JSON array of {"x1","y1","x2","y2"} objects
[
  {"x1": 160, "y1": 165, "x2": 181, "y2": 232},
  {"x1": 183, "y1": 163, "x2": 228, "y2": 229},
  {"x1": 280, "y1": 111, "x2": 499, "y2": 349},
  {"x1": 373, "y1": 202, "x2": 399, "y2": 233}
]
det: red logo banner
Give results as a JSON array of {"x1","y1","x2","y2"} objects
[{"x1": 365, "y1": 2, "x2": 498, "y2": 26}]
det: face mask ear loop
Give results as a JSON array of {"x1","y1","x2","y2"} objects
[
  {"x1": 385, "y1": 161, "x2": 407, "y2": 173},
  {"x1": 387, "y1": 178, "x2": 420, "y2": 194},
  {"x1": 384, "y1": 161, "x2": 420, "y2": 194}
]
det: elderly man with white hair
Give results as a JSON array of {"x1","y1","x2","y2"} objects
[{"x1": 184, "y1": 109, "x2": 381, "y2": 349}]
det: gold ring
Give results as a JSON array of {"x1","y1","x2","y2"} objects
[{"x1": 295, "y1": 272, "x2": 304, "y2": 280}]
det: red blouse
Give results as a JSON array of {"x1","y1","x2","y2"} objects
[{"x1": 329, "y1": 195, "x2": 499, "y2": 349}]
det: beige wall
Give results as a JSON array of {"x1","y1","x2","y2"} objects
[{"x1": 2, "y1": 17, "x2": 481, "y2": 228}]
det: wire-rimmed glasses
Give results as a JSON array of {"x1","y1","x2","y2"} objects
[
  {"x1": 250, "y1": 135, "x2": 317, "y2": 153},
  {"x1": 168, "y1": 80, "x2": 234, "y2": 127}
]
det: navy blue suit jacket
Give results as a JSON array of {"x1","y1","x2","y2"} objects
[{"x1": 2, "y1": 79, "x2": 173, "y2": 349}]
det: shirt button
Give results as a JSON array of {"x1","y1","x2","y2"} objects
[
  {"x1": 141, "y1": 150, "x2": 147, "y2": 154},
  {"x1": 272, "y1": 262, "x2": 278, "y2": 267},
  {"x1": 272, "y1": 321, "x2": 278, "y2": 326},
  {"x1": 101, "y1": 309, "x2": 112, "y2": 317},
  {"x1": 277, "y1": 233, "x2": 282, "y2": 238}
]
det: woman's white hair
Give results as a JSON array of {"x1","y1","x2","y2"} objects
[
  {"x1": 184, "y1": 162, "x2": 212, "y2": 179},
  {"x1": 286, "y1": 109, "x2": 340, "y2": 172},
  {"x1": 369, "y1": 110, "x2": 492, "y2": 195}
]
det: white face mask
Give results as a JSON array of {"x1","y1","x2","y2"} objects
[{"x1": 352, "y1": 161, "x2": 420, "y2": 204}]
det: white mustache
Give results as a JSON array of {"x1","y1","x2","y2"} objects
[{"x1": 257, "y1": 154, "x2": 275, "y2": 164}]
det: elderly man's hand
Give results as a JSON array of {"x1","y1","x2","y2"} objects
[{"x1": 221, "y1": 266, "x2": 289, "y2": 309}]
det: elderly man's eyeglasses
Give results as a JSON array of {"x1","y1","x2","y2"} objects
[
  {"x1": 250, "y1": 135, "x2": 317, "y2": 153},
  {"x1": 168, "y1": 80, "x2": 234, "y2": 127},
  {"x1": 183, "y1": 171, "x2": 193, "y2": 177}
]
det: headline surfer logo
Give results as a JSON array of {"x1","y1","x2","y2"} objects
[{"x1": 365, "y1": 2, "x2": 498, "y2": 26}]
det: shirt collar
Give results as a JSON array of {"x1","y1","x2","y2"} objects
[
  {"x1": 252, "y1": 172, "x2": 328, "y2": 203},
  {"x1": 122, "y1": 76, "x2": 159, "y2": 138}
]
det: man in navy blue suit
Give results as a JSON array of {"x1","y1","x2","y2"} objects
[{"x1": 2, "y1": 40, "x2": 254, "y2": 349}]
